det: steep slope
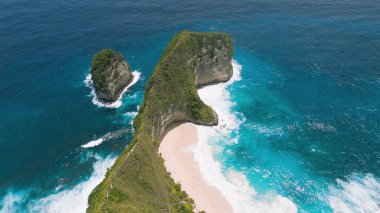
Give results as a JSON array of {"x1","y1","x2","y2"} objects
[{"x1": 87, "y1": 31, "x2": 233, "y2": 213}]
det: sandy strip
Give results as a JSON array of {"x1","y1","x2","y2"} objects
[{"x1": 159, "y1": 123, "x2": 233, "y2": 213}]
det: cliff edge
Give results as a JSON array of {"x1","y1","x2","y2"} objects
[{"x1": 87, "y1": 31, "x2": 233, "y2": 213}]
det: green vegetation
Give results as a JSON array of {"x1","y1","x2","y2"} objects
[
  {"x1": 91, "y1": 49, "x2": 125, "y2": 93},
  {"x1": 87, "y1": 31, "x2": 233, "y2": 213}
]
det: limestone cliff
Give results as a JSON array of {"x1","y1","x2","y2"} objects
[
  {"x1": 193, "y1": 36, "x2": 233, "y2": 87},
  {"x1": 87, "y1": 32, "x2": 233, "y2": 213},
  {"x1": 91, "y1": 49, "x2": 133, "y2": 102}
]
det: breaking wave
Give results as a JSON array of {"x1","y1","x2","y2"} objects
[
  {"x1": 81, "y1": 128, "x2": 132, "y2": 148},
  {"x1": 84, "y1": 71, "x2": 141, "y2": 108},
  {"x1": 195, "y1": 60, "x2": 297, "y2": 213},
  {"x1": 328, "y1": 173, "x2": 380, "y2": 213},
  {"x1": 0, "y1": 155, "x2": 115, "y2": 213}
]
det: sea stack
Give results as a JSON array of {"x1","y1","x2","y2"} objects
[{"x1": 91, "y1": 49, "x2": 133, "y2": 102}]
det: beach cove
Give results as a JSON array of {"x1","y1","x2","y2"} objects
[{"x1": 159, "y1": 123, "x2": 232, "y2": 213}]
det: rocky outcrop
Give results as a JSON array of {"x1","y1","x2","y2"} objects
[
  {"x1": 194, "y1": 35, "x2": 233, "y2": 87},
  {"x1": 91, "y1": 49, "x2": 133, "y2": 102}
]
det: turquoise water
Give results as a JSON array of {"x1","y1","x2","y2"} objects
[{"x1": 1, "y1": 0, "x2": 379, "y2": 212}]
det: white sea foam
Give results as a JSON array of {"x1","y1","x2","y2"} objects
[
  {"x1": 328, "y1": 173, "x2": 380, "y2": 213},
  {"x1": 28, "y1": 155, "x2": 115, "y2": 213},
  {"x1": 0, "y1": 155, "x2": 115, "y2": 213},
  {"x1": 124, "y1": 111, "x2": 138, "y2": 119},
  {"x1": 194, "y1": 60, "x2": 297, "y2": 213},
  {"x1": 84, "y1": 71, "x2": 141, "y2": 108},
  {"x1": 0, "y1": 192, "x2": 24, "y2": 213},
  {"x1": 81, "y1": 128, "x2": 132, "y2": 148},
  {"x1": 81, "y1": 133, "x2": 110, "y2": 148}
]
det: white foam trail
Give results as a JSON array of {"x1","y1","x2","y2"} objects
[
  {"x1": 82, "y1": 127, "x2": 132, "y2": 148},
  {"x1": 81, "y1": 133, "x2": 110, "y2": 148},
  {"x1": 195, "y1": 60, "x2": 297, "y2": 213},
  {"x1": 328, "y1": 173, "x2": 380, "y2": 213},
  {"x1": 123, "y1": 111, "x2": 138, "y2": 126},
  {"x1": 84, "y1": 71, "x2": 141, "y2": 108},
  {"x1": 27, "y1": 155, "x2": 116, "y2": 213},
  {"x1": 124, "y1": 111, "x2": 138, "y2": 119},
  {"x1": 0, "y1": 192, "x2": 24, "y2": 213}
]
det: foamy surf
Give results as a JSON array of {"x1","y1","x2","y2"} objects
[
  {"x1": 81, "y1": 128, "x2": 132, "y2": 148},
  {"x1": 195, "y1": 60, "x2": 297, "y2": 213},
  {"x1": 0, "y1": 155, "x2": 115, "y2": 213},
  {"x1": 81, "y1": 133, "x2": 110, "y2": 148},
  {"x1": 328, "y1": 173, "x2": 380, "y2": 213},
  {"x1": 84, "y1": 71, "x2": 141, "y2": 108}
]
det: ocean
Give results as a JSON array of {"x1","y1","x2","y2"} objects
[{"x1": 0, "y1": 0, "x2": 379, "y2": 212}]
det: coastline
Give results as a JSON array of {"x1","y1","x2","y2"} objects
[
  {"x1": 160, "y1": 60, "x2": 298, "y2": 213},
  {"x1": 159, "y1": 123, "x2": 233, "y2": 213},
  {"x1": 87, "y1": 32, "x2": 235, "y2": 212},
  {"x1": 158, "y1": 60, "x2": 241, "y2": 213}
]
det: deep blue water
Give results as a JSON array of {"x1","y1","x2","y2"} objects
[{"x1": 0, "y1": 0, "x2": 379, "y2": 212}]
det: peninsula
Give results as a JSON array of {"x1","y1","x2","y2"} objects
[
  {"x1": 87, "y1": 31, "x2": 233, "y2": 212},
  {"x1": 91, "y1": 49, "x2": 134, "y2": 102}
]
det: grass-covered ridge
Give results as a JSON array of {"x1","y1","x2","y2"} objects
[{"x1": 87, "y1": 31, "x2": 233, "y2": 212}]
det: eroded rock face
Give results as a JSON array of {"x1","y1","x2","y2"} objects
[
  {"x1": 91, "y1": 49, "x2": 133, "y2": 102},
  {"x1": 194, "y1": 37, "x2": 233, "y2": 87}
]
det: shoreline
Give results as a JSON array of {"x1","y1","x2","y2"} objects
[{"x1": 159, "y1": 123, "x2": 233, "y2": 213}]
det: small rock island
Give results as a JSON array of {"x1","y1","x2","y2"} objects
[{"x1": 91, "y1": 49, "x2": 133, "y2": 102}]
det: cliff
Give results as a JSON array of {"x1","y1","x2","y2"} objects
[
  {"x1": 91, "y1": 49, "x2": 134, "y2": 102},
  {"x1": 193, "y1": 37, "x2": 233, "y2": 87},
  {"x1": 87, "y1": 31, "x2": 233, "y2": 212}
]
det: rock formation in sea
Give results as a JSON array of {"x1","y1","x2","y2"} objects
[
  {"x1": 87, "y1": 31, "x2": 233, "y2": 213},
  {"x1": 91, "y1": 49, "x2": 134, "y2": 102}
]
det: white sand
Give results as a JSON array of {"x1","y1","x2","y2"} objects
[{"x1": 159, "y1": 123, "x2": 232, "y2": 213}]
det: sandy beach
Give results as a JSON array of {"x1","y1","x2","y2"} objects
[{"x1": 159, "y1": 123, "x2": 232, "y2": 213}]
